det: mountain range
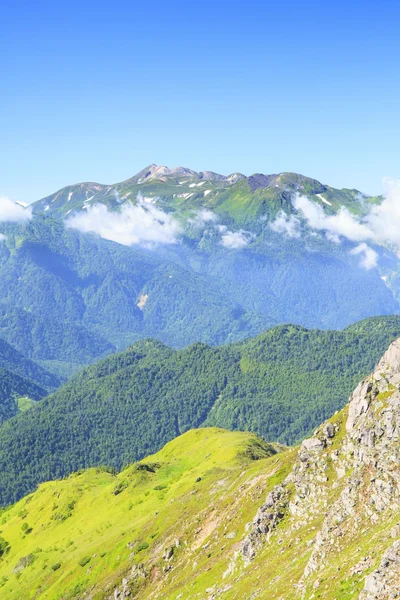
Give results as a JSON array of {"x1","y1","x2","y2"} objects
[{"x1": 0, "y1": 165, "x2": 399, "y2": 380}]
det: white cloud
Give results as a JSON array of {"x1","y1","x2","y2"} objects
[
  {"x1": 221, "y1": 230, "x2": 252, "y2": 249},
  {"x1": 188, "y1": 209, "x2": 218, "y2": 228},
  {"x1": 293, "y1": 195, "x2": 372, "y2": 242},
  {"x1": 325, "y1": 232, "x2": 341, "y2": 244},
  {"x1": 364, "y1": 178, "x2": 400, "y2": 249},
  {"x1": 292, "y1": 182, "x2": 400, "y2": 268},
  {"x1": 0, "y1": 196, "x2": 32, "y2": 222},
  {"x1": 66, "y1": 195, "x2": 181, "y2": 247},
  {"x1": 0, "y1": 233, "x2": 5, "y2": 242},
  {"x1": 350, "y1": 243, "x2": 378, "y2": 270},
  {"x1": 269, "y1": 210, "x2": 300, "y2": 238},
  {"x1": 294, "y1": 182, "x2": 400, "y2": 255}
]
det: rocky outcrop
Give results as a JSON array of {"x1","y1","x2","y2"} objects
[
  {"x1": 360, "y1": 541, "x2": 400, "y2": 599},
  {"x1": 238, "y1": 336, "x2": 400, "y2": 598}
]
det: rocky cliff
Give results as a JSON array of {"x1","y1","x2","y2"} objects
[{"x1": 232, "y1": 337, "x2": 400, "y2": 599}]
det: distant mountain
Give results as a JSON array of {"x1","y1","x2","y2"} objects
[
  {"x1": 0, "y1": 217, "x2": 273, "y2": 377},
  {"x1": 0, "y1": 315, "x2": 399, "y2": 505},
  {"x1": 0, "y1": 165, "x2": 397, "y2": 375},
  {"x1": 0, "y1": 336, "x2": 59, "y2": 390},
  {"x1": 0, "y1": 336, "x2": 60, "y2": 425},
  {"x1": 31, "y1": 164, "x2": 370, "y2": 221}
]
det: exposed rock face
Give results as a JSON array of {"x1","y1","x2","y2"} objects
[
  {"x1": 239, "y1": 336, "x2": 400, "y2": 598},
  {"x1": 241, "y1": 484, "x2": 292, "y2": 561}
]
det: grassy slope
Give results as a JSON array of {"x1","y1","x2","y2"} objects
[
  {"x1": 0, "y1": 429, "x2": 292, "y2": 600},
  {"x1": 0, "y1": 416, "x2": 394, "y2": 599}
]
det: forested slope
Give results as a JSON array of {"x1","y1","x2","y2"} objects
[{"x1": 0, "y1": 316, "x2": 399, "y2": 505}]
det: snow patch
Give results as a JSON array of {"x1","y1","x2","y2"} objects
[{"x1": 316, "y1": 193, "x2": 332, "y2": 206}]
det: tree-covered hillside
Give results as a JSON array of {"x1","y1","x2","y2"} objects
[
  {"x1": 0, "y1": 367, "x2": 45, "y2": 424},
  {"x1": 0, "y1": 315, "x2": 399, "y2": 505},
  {"x1": 0, "y1": 217, "x2": 275, "y2": 376},
  {"x1": 0, "y1": 336, "x2": 59, "y2": 425},
  {"x1": 0, "y1": 336, "x2": 59, "y2": 391}
]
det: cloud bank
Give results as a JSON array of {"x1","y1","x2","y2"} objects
[
  {"x1": 0, "y1": 197, "x2": 32, "y2": 222},
  {"x1": 0, "y1": 233, "x2": 6, "y2": 242},
  {"x1": 290, "y1": 181, "x2": 400, "y2": 268},
  {"x1": 66, "y1": 196, "x2": 181, "y2": 247},
  {"x1": 293, "y1": 195, "x2": 372, "y2": 243}
]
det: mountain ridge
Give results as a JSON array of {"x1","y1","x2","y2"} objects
[{"x1": 30, "y1": 165, "x2": 369, "y2": 220}]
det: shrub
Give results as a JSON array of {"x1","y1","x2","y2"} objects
[
  {"x1": 136, "y1": 542, "x2": 149, "y2": 552},
  {"x1": 0, "y1": 537, "x2": 10, "y2": 559},
  {"x1": 113, "y1": 481, "x2": 128, "y2": 495},
  {"x1": 78, "y1": 556, "x2": 91, "y2": 567}
]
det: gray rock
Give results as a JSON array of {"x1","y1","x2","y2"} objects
[{"x1": 302, "y1": 437, "x2": 324, "y2": 451}]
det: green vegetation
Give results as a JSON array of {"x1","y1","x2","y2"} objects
[
  {"x1": 0, "y1": 369, "x2": 45, "y2": 425},
  {"x1": 0, "y1": 418, "x2": 390, "y2": 600},
  {"x1": 0, "y1": 537, "x2": 11, "y2": 560},
  {"x1": 0, "y1": 316, "x2": 399, "y2": 505},
  {"x1": 0, "y1": 336, "x2": 59, "y2": 425},
  {"x1": 0, "y1": 336, "x2": 59, "y2": 391},
  {"x1": 0, "y1": 428, "x2": 289, "y2": 600}
]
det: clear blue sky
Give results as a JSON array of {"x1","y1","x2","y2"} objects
[{"x1": 1, "y1": 0, "x2": 400, "y2": 203}]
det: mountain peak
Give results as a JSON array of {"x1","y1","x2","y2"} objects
[
  {"x1": 128, "y1": 164, "x2": 198, "y2": 184},
  {"x1": 127, "y1": 164, "x2": 245, "y2": 185}
]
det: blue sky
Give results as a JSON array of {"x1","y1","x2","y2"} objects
[{"x1": 1, "y1": 0, "x2": 400, "y2": 202}]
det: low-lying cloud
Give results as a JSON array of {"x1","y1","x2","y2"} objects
[
  {"x1": 365, "y1": 178, "x2": 400, "y2": 249},
  {"x1": 0, "y1": 233, "x2": 6, "y2": 242},
  {"x1": 293, "y1": 195, "x2": 371, "y2": 243},
  {"x1": 187, "y1": 209, "x2": 218, "y2": 228},
  {"x1": 269, "y1": 210, "x2": 300, "y2": 238},
  {"x1": 0, "y1": 197, "x2": 32, "y2": 222},
  {"x1": 295, "y1": 181, "x2": 400, "y2": 250},
  {"x1": 350, "y1": 243, "x2": 378, "y2": 270},
  {"x1": 291, "y1": 180, "x2": 400, "y2": 269},
  {"x1": 220, "y1": 229, "x2": 252, "y2": 249},
  {"x1": 66, "y1": 195, "x2": 181, "y2": 247}
]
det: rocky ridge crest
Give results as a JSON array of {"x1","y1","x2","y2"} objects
[{"x1": 238, "y1": 337, "x2": 400, "y2": 598}]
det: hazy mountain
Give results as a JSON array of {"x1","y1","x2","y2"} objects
[
  {"x1": 31, "y1": 164, "x2": 370, "y2": 220},
  {"x1": 0, "y1": 336, "x2": 59, "y2": 425},
  {"x1": 0, "y1": 165, "x2": 398, "y2": 375}
]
